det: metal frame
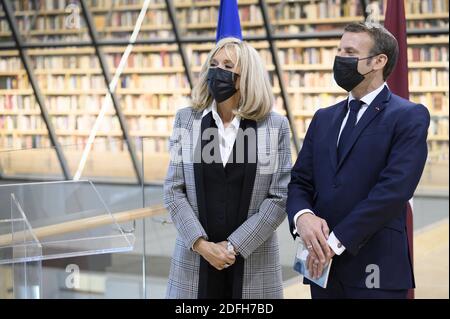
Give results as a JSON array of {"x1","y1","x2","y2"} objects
[
  {"x1": 259, "y1": 0, "x2": 300, "y2": 152},
  {"x1": 1, "y1": 0, "x2": 71, "y2": 180},
  {"x1": 79, "y1": 0, "x2": 143, "y2": 185},
  {"x1": 164, "y1": 0, "x2": 194, "y2": 89}
]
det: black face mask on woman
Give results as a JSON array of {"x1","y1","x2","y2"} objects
[
  {"x1": 333, "y1": 55, "x2": 377, "y2": 92},
  {"x1": 207, "y1": 67, "x2": 239, "y2": 103}
]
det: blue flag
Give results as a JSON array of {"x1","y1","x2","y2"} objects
[{"x1": 216, "y1": 0, "x2": 242, "y2": 42}]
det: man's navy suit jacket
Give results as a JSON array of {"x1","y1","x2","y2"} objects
[{"x1": 287, "y1": 86, "x2": 430, "y2": 289}]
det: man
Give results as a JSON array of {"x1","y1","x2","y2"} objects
[{"x1": 287, "y1": 22, "x2": 430, "y2": 299}]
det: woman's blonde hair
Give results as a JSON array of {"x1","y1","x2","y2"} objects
[{"x1": 191, "y1": 37, "x2": 274, "y2": 121}]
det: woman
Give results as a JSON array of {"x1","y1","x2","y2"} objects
[{"x1": 164, "y1": 37, "x2": 291, "y2": 299}]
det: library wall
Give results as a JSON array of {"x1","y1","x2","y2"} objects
[{"x1": 0, "y1": 0, "x2": 448, "y2": 190}]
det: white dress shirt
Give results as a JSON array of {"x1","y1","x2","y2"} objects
[
  {"x1": 293, "y1": 83, "x2": 387, "y2": 255},
  {"x1": 202, "y1": 102, "x2": 241, "y2": 167}
]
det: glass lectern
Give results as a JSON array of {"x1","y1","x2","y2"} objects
[{"x1": 0, "y1": 180, "x2": 135, "y2": 299}]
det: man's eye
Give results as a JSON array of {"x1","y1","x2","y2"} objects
[{"x1": 225, "y1": 65, "x2": 233, "y2": 69}]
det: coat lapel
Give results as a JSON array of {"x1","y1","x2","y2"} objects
[
  {"x1": 236, "y1": 119, "x2": 258, "y2": 226},
  {"x1": 193, "y1": 111, "x2": 212, "y2": 232},
  {"x1": 336, "y1": 86, "x2": 392, "y2": 171}
]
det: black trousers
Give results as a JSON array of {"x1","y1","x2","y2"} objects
[
  {"x1": 203, "y1": 264, "x2": 234, "y2": 299},
  {"x1": 310, "y1": 279, "x2": 408, "y2": 299}
]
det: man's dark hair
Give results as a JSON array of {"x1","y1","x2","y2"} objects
[{"x1": 344, "y1": 22, "x2": 399, "y2": 80}]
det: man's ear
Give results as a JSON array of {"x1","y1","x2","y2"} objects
[{"x1": 373, "y1": 54, "x2": 388, "y2": 71}]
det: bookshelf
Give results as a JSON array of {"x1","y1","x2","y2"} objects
[{"x1": 0, "y1": 0, "x2": 448, "y2": 190}]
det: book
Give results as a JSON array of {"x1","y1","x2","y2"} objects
[{"x1": 293, "y1": 238, "x2": 333, "y2": 289}]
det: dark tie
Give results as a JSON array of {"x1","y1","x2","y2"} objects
[{"x1": 337, "y1": 99, "x2": 363, "y2": 161}]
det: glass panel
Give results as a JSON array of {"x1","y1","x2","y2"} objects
[
  {"x1": 0, "y1": 180, "x2": 135, "y2": 264},
  {"x1": 0, "y1": 179, "x2": 145, "y2": 299},
  {"x1": 62, "y1": 138, "x2": 139, "y2": 184},
  {"x1": 0, "y1": 145, "x2": 64, "y2": 181}
]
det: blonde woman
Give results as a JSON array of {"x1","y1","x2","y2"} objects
[{"x1": 164, "y1": 37, "x2": 291, "y2": 299}]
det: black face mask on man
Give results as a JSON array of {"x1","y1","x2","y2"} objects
[
  {"x1": 333, "y1": 55, "x2": 377, "y2": 92},
  {"x1": 207, "y1": 67, "x2": 239, "y2": 103}
]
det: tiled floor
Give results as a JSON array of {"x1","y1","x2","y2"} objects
[{"x1": 284, "y1": 219, "x2": 449, "y2": 299}]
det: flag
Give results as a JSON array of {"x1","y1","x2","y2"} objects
[
  {"x1": 384, "y1": 0, "x2": 415, "y2": 299},
  {"x1": 216, "y1": 0, "x2": 242, "y2": 42}
]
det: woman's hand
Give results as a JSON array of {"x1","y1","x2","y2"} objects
[{"x1": 193, "y1": 238, "x2": 236, "y2": 270}]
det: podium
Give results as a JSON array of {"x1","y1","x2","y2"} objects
[{"x1": 0, "y1": 180, "x2": 136, "y2": 299}]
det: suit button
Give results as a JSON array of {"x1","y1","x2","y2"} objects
[{"x1": 333, "y1": 184, "x2": 340, "y2": 188}]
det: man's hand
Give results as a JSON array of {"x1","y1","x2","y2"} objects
[
  {"x1": 296, "y1": 213, "x2": 332, "y2": 271},
  {"x1": 307, "y1": 248, "x2": 335, "y2": 279},
  {"x1": 193, "y1": 238, "x2": 235, "y2": 270}
]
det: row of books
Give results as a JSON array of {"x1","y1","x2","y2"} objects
[
  {"x1": 277, "y1": 47, "x2": 337, "y2": 65},
  {"x1": 411, "y1": 93, "x2": 449, "y2": 113},
  {"x1": 0, "y1": 115, "x2": 46, "y2": 130},
  {"x1": 107, "y1": 51, "x2": 183, "y2": 69},
  {"x1": 128, "y1": 116, "x2": 172, "y2": 132},
  {"x1": 408, "y1": 46, "x2": 449, "y2": 62},
  {"x1": 119, "y1": 74, "x2": 188, "y2": 89},
  {"x1": 399, "y1": 0, "x2": 449, "y2": 14},
  {"x1": 0, "y1": 94, "x2": 190, "y2": 113},
  {"x1": 188, "y1": 48, "x2": 272, "y2": 67},
  {"x1": 102, "y1": 10, "x2": 170, "y2": 29},
  {"x1": 51, "y1": 114, "x2": 121, "y2": 131},
  {"x1": 428, "y1": 118, "x2": 449, "y2": 136},
  {"x1": 0, "y1": 114, "x2": 173, "y2": 134},
  {"x1": 2, "y1": 46, "x2": 447, "y2": 76},
  {"x1": 13, "y1": 0, "x2": 69, "y2": 11},
  {"x1": 0, "y1": 135, "x2": 51, "y2": 150},
  {"x1": 12, "y1": 0, "x2": 449, "y2": 16},
  {"x1": 33, "y1": 55, "x2": 99, "y2": 69},
  {"x1": 4, "y1": 1, "x2": 449, "y2": 34},
  {"x1": 176, "y1": 5, "x2": 262, "y2": 25},
  {"x1": 0, "y1": 76, "x2": 29, "y2": 90},
  {"x1": 121, "y1": 94, "x2": 189, "y2": 111},
  {"x1": 35, "y1": 74, "x2": 106, "y2": 90},
  {"x1": 269, "y1": 0, "x2": 362, "y2": 20},
  {"x1": 0, "y1": 134, "x2": 169, "y2": 154},
  {"x1": 408, "y1": 69, "x2": 448, "y2": 87}
]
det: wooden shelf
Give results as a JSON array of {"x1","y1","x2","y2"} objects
[
  {"x1": 428, "y1": 135, "x2": 449, "y2": 142},
  {"x1": 0, "y1": 129, "x2": 166, "y2": 138},
  {"x1": 2, "y1": 62, "x2": 446, "y2": 78}
]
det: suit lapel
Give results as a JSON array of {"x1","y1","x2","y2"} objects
[
  {"x1": 328, "y1": 99, "x2": 348, "y2": 173},
  {"x1": 336, "y1": 86, "x2": 392, "y2": 171}
]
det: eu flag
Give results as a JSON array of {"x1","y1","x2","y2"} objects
[{"x1": 216, "y1": 0, "x2": 242, "y2": 42}]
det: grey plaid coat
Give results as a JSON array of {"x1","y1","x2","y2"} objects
[{"x1": 163, "y1": 107, "x2": 292, "y2": 299}]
